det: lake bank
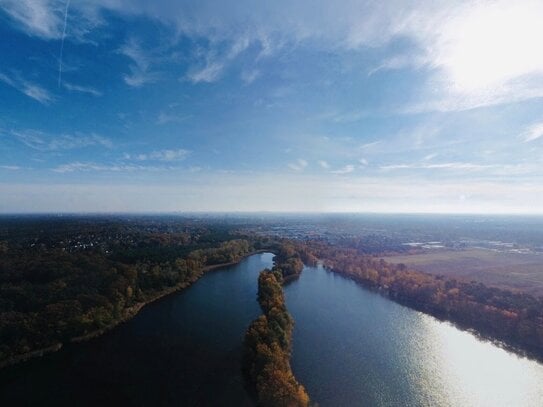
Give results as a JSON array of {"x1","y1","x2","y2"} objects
[
  {"x1": 0, "y1": 250, "x2": 270, "y2": 370},
  {"x1": 0, "y1": 252, "x2": 275, "y2": 405},
  {"x1": 285, "y1": 264, "x2": 543, "y2": 406}
]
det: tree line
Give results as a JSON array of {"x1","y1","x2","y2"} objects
[
  {"x1": 305, "y1": 242, "x2": 543, "y2": 359},
  {"x1": 0, "y1": 223, "x2": 254, "y2": 367}
]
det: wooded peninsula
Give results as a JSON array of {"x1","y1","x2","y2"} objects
[{"x1": 243, "y1": 245, "x2": 309, "y2": 407}]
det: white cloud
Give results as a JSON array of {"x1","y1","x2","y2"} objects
[
  {"x1": 186, "y1": 61, "x2": 224, "y2": 83},
  {"x1": 0, "y1": 165, "x2": 21, "y2": 171},
  {"x1": 0, "y1": 72, "x2": 53, "y2": 104},
  {"x1": 52, "y1": 162, "x2": 145, "y2": 173},
  {"x1": 156, "y1": 112, "x2": 191, "y2": 125},
  {"x1": 51, "y1": 161, "x2": 193, "y2": 173},
  {"x1": 380, "y1": 162, "x2": 495, "y2": 171},
  {"x1": 318, "y1": 160, "x2": 330, "y2": 169},
  {"x1": 185, "y1": 36, "x2": 251, "y2": 84},
  {"x1": 0, "y1": 0, "x2": 102, "y2": 42},
  {"x1": 63, "y1": 82, "x2": 103, "y2": 96},
  {"x1": 6, "y1": 1, "x2": 542, "y2": 109},
  {"x1": 331, "y1": 164, "x2": 355, "y2": 174},
  {"x1": 124, "y1": 149, "x2": 190, "y2": 162},
  {"x1": 11, "y1": 129, "x2": 112, "y2": 150},
  {"x1": 241, "y1": 69, "x2": 260, "y2": 84},
  {"x1": 423, "y1": 153, "x2": 437, "y2": 161},
  {"x1": 359, "y1": 158, "x2": 368, "y2": 166},
  {"x1": 521, "y1": 122, "x2": 543, "y2": 142},
  {"x1": 288, "y1": 158, "x2": 308, "y2": 171},
  {"x1": 119, "y1": 38, "x2": 159, "y2": 87},
  {"x1": 0, "y1": 0, "x2": 62, "y2": 39}
]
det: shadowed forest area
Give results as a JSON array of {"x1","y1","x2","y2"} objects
[{"x1": 0, "y1": 217, "x2": 257, "y2": 366}]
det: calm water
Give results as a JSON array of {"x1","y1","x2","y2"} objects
[
  {"x1": 0, "y1": 252, "x2": 274, "y2": 406},
  {"x1": 2, "y1": 254, "x2": 543, "y2": 406},
  {"x1": 285, "y1": 264, "x2": 543, "y2": 407}
]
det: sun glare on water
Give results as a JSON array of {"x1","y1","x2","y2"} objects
[{"x1": 422, "y1": 317, "x2": 543, "y2": 407}]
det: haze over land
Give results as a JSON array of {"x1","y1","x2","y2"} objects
[{"x1": 2, "y1": 1, "x2": 543, "y2": 213}]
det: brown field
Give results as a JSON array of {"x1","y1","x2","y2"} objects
[{"x1": 384, "y1": 249, "x2": 543, "y2": 297}]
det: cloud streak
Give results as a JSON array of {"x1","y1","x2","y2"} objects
[
  {"x1": 11, "y1": 130, "x2": 112, "y2": 151},
  {"x1": 63, "y1": 82, "x2": 102, "y2": 96},
  {"x1": 123, "y1": 149, "x2": 190, "y2": 162},
  {"x1": 380, "y1": 162, "x2": 496, "y2": 171},
  {"x1": 521, "y1": 122, "x2": 543, "y2": 142},
  {"x1": 331, "y1": 164, "x2": 355, "y2": 174},
  {"x1": 0, "y1": 0, "x2": 63, "y2": 39},
  {"x1": 0, "y1": 72, "x2": 53, "y2": 104},
  {"x1": 119, "y1": 38, "x2": 160, "y2": 87},
  {"x1": 288, "y1": 158, "x2": 308, "y2": 171}
]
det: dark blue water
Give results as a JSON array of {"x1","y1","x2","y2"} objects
[
  {"x1": 0, "y1": 253, "x2": 274, "y2": 406},
  {"x1": 2, "y1": 254, "x2": 542, "y2": 407},
  {"x1": 285, "y1": 264, "x2": 543, "y2": 407}
]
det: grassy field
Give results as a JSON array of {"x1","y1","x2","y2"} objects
[{"x1": 384, "y1": 249, "x2": 543, "y2": 297}]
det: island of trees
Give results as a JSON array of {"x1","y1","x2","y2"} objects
[{"x1": 243, "y1": 245, "x2": 310, "y2": 407}]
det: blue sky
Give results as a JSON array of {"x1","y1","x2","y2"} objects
[{"x1": 1, "y1": 0, "x2": 543, "y2": 213}]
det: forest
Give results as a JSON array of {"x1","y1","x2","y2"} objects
[
  {"x1": 0, "y1": 217, "x2": 256, "y2": 367},
  {"x1": 243, "y1": 245, "x2": 309, "y2": 407},
  {"x1": 305, "y1": 241, "x2": 543, "y2": 359}
]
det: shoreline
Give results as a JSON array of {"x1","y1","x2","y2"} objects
[
  {"x1": 0, "y1": 250, "x2": 271, "y2": 370},
  {"x1": 318, "y1": 263, "x2": 543, "y2": 364}
]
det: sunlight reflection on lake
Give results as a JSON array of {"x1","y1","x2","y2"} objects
[{"x1": 285, "y1": 265, "x2": 543, "y2": 407}]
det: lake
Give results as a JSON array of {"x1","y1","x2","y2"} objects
[
  {"x1": 0, "y1": 252, "x2": 274, "y2": 406},
  {"x1": 1, "y1": 252, "x2": 542, "y2": 406},
  {"x1": 285, "y1": 264, "x2": 543, "y2": 407}
]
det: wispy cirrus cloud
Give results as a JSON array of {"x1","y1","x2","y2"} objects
[
  {"x1": 241, "y1": 69, "x2": 260, "y2": 84},
  {"x1": 11, "y1": 129, "x2": 112, "y2": 151},
  {"x1": 520, "y1": 122, "x2": 543, "y2": 142},
  {"x1": 51, "y1": 161, "x2": 191, "y2": 173},
  {"x1": 156, "y1": 112, "x2": 191, "y2": 125},
  {"x1": 318, "y1": 160, "x2": 330, "y2": 169},
  {"x1": 5, "y1": 0, "x2": 542, "y2": 111},
  {"x1": 185, "y1": 36, "x2": 251, "y2": 84},
  {"x1": 0, "y1": 0, "x2": 63, "y2": 39},
  {"x1": 330, "y1": 164, "x2": 355, "y2": 174},
  {"x1": 119, "y1": 38, "x2": 160, "y2": 87},
  {"x1": 0, "y1": 0, "x2": 102, "y2": 41},
  {"x1": 123, "y1": 149, "x2": 190, "y2": 162},
  {"x1": 0, "y1": 72, "x2": 53, "y2": 104},
  {"x1": 380, "y1": 162, "x2": 496, "y2": 171},
  {"x1": 288, "y1": 158, "x2": 308, "y2": 171},
  {"x1": 52, "y1": 162, "x2": 157, "y2": 173},
  {"x1": 63, "y1": 82, "x2": 102, "y2": 96},
  {"x1": 0, "y1": 165, "x2": 22, "y2": 171}
]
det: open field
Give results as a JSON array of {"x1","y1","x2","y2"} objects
[{"x1": 384, "y1": 249, "x2": 543, "y2": 297}]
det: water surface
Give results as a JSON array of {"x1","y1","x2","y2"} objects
[
  {"x1": 2, "y1": 254, "x2": 542, "y2": 407},
  {"x1": 0, "y1": 253, "x2": 274, "y2": 406},
  {"x1": 285, "y1": 264, "x2": 543, "y2": 407}
]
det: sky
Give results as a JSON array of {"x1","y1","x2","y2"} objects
[{"x1": 1, "y1": 0, "x2": 543, "y2": 213}]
